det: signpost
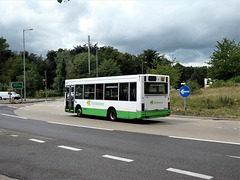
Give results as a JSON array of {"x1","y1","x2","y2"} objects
[
  {"x1": 180, "y1": 86, "x2": 190, "y2": 111},
  {"x1": 9, "y1": 82, "x2": 23, "y2": 89},
  {"x1": 9, "y1": 82, "x2": 23, "y2": 103}
]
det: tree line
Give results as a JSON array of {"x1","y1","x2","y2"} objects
[{"x1": 0, "y1": 37, "x2": 239, "y2": 97}]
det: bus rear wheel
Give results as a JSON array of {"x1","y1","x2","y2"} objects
[{"x1": 108, "y1": 108, "x2": 117, "y2": 121}]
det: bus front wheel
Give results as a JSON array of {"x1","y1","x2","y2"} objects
[
  {"x1": 108, "y1": 108, "x2": 117, "y2": 121},
  {"x1": 76, "y1": 106, "x2": 82, "y2": 117}
]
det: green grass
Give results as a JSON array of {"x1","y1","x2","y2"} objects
[{"x1": 170, "y1": 86, "x2": 240, "y2": 118}]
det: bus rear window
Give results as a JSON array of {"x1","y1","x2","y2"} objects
[{"x1": 144, "y1": 82, "x2": 168, "y2": 94}]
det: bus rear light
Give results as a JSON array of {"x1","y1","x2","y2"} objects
[
  {"x1": 142, "y1": 103, "x2": 145, "y2": 111},
  {"x1": 168, "y1": 102, "x2": 170, "y2": 109},
  {"x1": 144, "y1": 76, "x2": 146, "y2": 81},
  {"x1": 166, "y1": 77, "x2": 168, "y2": 82}
]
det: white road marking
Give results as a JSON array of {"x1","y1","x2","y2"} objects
[
  {"x1": 227, "y1": 155, "x2": 240, "y2": 159},
  {"x1": 48, "y1": 121, "x2": 114, "y2": 131},
  {"x1": 169, "y1": 136, "x2": 240, "y2": 146},
  {"x1": 58, "y1": 145, "x2": 82, "y2": 151},
  {"x1": 10, "y1": 135, "x2": 19, "y2": 137},
  {"x1": 29, "y1": 139, "x2": 46, "y2": 143},
  {"x1": 1, "y1": 113, "x2": 28, "y2": 119},
  {"x1": 8, "y1": 106, "x2": 18, "y2": 109},
  {"x1": 102, "y1": 154, "x2": 134, "y2": 162},
  {"x1": 166, "y1": 168, "x2": 213, "y2": 180}
]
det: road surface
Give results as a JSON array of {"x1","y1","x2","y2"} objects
[{"x1": 0, "y1": 101, "x2": 239, "y2": 179}]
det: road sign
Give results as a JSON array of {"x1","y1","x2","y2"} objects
[
  {"x1": 9, "y1": 82, "x2": 23, "y2": 89},
  {"x1": 180, "y1": 86, "x2": 190, "y2": 98}
]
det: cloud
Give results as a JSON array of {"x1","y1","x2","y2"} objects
[{"x1": 1, "y1": 0, "x2": 240, "y2": 66}]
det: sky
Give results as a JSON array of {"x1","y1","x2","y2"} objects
[{"x1": 1, "y1": 0, "x2": 240, "y2": 66}]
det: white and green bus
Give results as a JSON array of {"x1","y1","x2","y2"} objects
[{"x1": 65, "y1": 74, "x2": 170, "y2": 120}]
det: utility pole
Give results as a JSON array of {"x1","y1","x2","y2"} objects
[
  {"x1": 88, "y1": 35, "x2": 91, "y2": 75},
  {"x1": 23, "y1": 28, "x2": 33, "y2": 101},
  {"x1": 96, "y1": 48, "x2": 98, "y2": 77},
  {"x1": 45, "y1": 70, "x2": 47, "y2": 101}
]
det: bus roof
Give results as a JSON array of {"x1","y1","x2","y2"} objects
[{"x1": 65, "y1": 74, "x2": 169, "y2": 86}]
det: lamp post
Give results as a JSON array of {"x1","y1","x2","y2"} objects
[{"x1": 23, "y1": 28, "x2": 33, "y2": 101}]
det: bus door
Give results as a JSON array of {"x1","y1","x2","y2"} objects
[{"x1": 65, "y1": 86, "x2": 75, "y2": 112}]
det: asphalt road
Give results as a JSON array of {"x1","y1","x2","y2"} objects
[{"x1": 0, "y1": 103, "x2": 240, "y2": 180}]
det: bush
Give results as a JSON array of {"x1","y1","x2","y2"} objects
[
  {"x1": 0, "y1": 83, "x2": 8, "y2": 91},
  {"x1": 210, "y1": 77, "x2": 240, "y2": 88},
  {"x1": 186, "y1": 80, "x2": 201, "y2": 95},
  {"x1": 35, "y1": 89, "x2": 61, "y2": 99}
]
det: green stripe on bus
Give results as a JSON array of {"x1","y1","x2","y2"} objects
[{"x1": 70, "y1": 107, "x2": 170, "y2": 119}]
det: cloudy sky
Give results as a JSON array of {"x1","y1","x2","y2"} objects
[{"x1": 1, "y1": 0, "x2": 240, "y2": 66}]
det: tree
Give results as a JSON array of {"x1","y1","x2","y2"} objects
[
  {"x1": 53, "y1": 50, "x2": 70, "y2": 95},
  {"x1": 71, "y1": 52, "x2": 96, "y2": 78},
  {"x1": 208, "y1": 38, "x2": 240, "y2": 80},
  {"x1": 98, "y1": 59, "x2": 121, "y2": 77},
  {"x1": 45, "y1": 50, "x2": 57, "y2": 88},
  {"x1": 0, "y1": 37, "x2": 9, "y2": 51}
]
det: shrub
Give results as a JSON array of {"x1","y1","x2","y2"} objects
[
  {"x1": 35, "y1": 89, "x2": 61, "y2": 98},
  {"x1": 186, "y1": 80, "x2": 201, "y2": 95}
]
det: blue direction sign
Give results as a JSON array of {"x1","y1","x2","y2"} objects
[{"x1": 180, "y1": 86, "x2": 190, "y2": 98}]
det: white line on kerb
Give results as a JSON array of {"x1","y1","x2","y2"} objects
[
  {"x1": 48, "y1": 121, "x2": 114, "y2": 131},
  {"x1": 102, "y1": 155, "x2": 134, "y2": 162},
  {"x1": 169, "y1": 136, "x2": 240, "y2": 146},
  {"x1": 29, "y1": 139, "x2": 46, "y2": 143},
  {"x1": 1, "y1": 113, "x2": 28, "y2": 119},
  {"x1": 58, "y1": 145, "x2": 82, "y2": 152},
  {"x1": 166, "y1": 168, "x2": 213, "y2": 180}
]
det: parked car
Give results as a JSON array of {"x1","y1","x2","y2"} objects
[{"x1": 0, "y1": 91, "x2": 21, "y2": 100}]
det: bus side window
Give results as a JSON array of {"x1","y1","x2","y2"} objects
[
  {"x1": 84, "y1": 84, "x2": 95, "y2": 99},
  {"x1": 96, "y1": 84, "x2": 103, "y2": 100},
  {"x1": 75, "y1": 85, "x2": 83, "y2": 99},
  {"x1": 105, "y1": 83, "x2": 118, "y2": 100},
  {"x1": 130, "y1": 82, "x2": 136, "y2": 101},
  {"x1": 119, "y1": 83, "x2": 128, "y2": 101}
]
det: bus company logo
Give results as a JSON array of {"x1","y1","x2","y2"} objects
[
  {"x1": 87, "y1": 100, "x2": 104, "y2": 107},
  {"x1": 87, "y1": 100, "x2": 91, "y2": 106},
  {"x1": 150, "y1": 100, "x2": 163, "y2": 105}
]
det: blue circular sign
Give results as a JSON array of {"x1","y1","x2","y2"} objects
[{"x1": 180, "y1": 86, "x2": 190, "y2": 98}]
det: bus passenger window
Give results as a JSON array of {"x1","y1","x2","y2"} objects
[
  {"x1": 105, "y1": 83, "x2": 118, "y2": 100},
  {"x1": 84, "y1": 84, "x2": 95, "y2": 99},
  {"x1": 130, "y1": 82, "x2": 136, "y2": 101},
  {"x1": 96, "y1": 84, "x2": 103, "y2": 100},
  {"x1": 120, "y1": 83, "x2": 128, "y2": 101},
  {"x1": 75, "y1": 85, "x2": 83, "y2": 99}
]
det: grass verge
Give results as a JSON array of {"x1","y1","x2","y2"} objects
[{"x1": 171, "y1": 86, "x2": 240, "y2": 118}]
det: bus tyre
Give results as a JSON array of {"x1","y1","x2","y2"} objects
[
  {"x1": 76, "y1": 106, "x2": 82, "y2": 117},
  {"x1": 108, "y1": 108, "x2": 117, "y2": 121}
]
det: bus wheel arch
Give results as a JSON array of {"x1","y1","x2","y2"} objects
[
  {"x1": 107, "y1": 107, "x2": 117, "y2": 121},
  {"x1": 76, "y1": 105, "x2": 82, "y2": 117}
]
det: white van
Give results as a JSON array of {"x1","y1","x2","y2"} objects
[{"x1": 0, "y1": 91, "x2": 21, "y2": 100}]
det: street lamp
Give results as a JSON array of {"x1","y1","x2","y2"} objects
[{"x1": 23, "y1": 28, "x2": 33, "y2": 101}]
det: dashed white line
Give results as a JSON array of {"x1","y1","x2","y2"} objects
[
  {"x1": 29, "y1": 139, "x2": 46, "y2": 143},
  {"x1": 102, "y1": 154, "x2": 134, "y2": 162},
  {"x1": 169, "y1": 136, "x2": 240, "y2": 146},
  {"x1": 227, "y1": 155, "x2": 240, "y2": 159},
  {"x1": 166, "y1": 168, "x2": 213, "y2": 180},
  {"x1": 1, "y1": 113, "x2": 28, "y2": 119},
  {"x1": 48, "y1": 121, "x2": 114, "y2": 131},
  {"x1": 58, "y1": 145, "x2": 82, "y2": 151}
]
